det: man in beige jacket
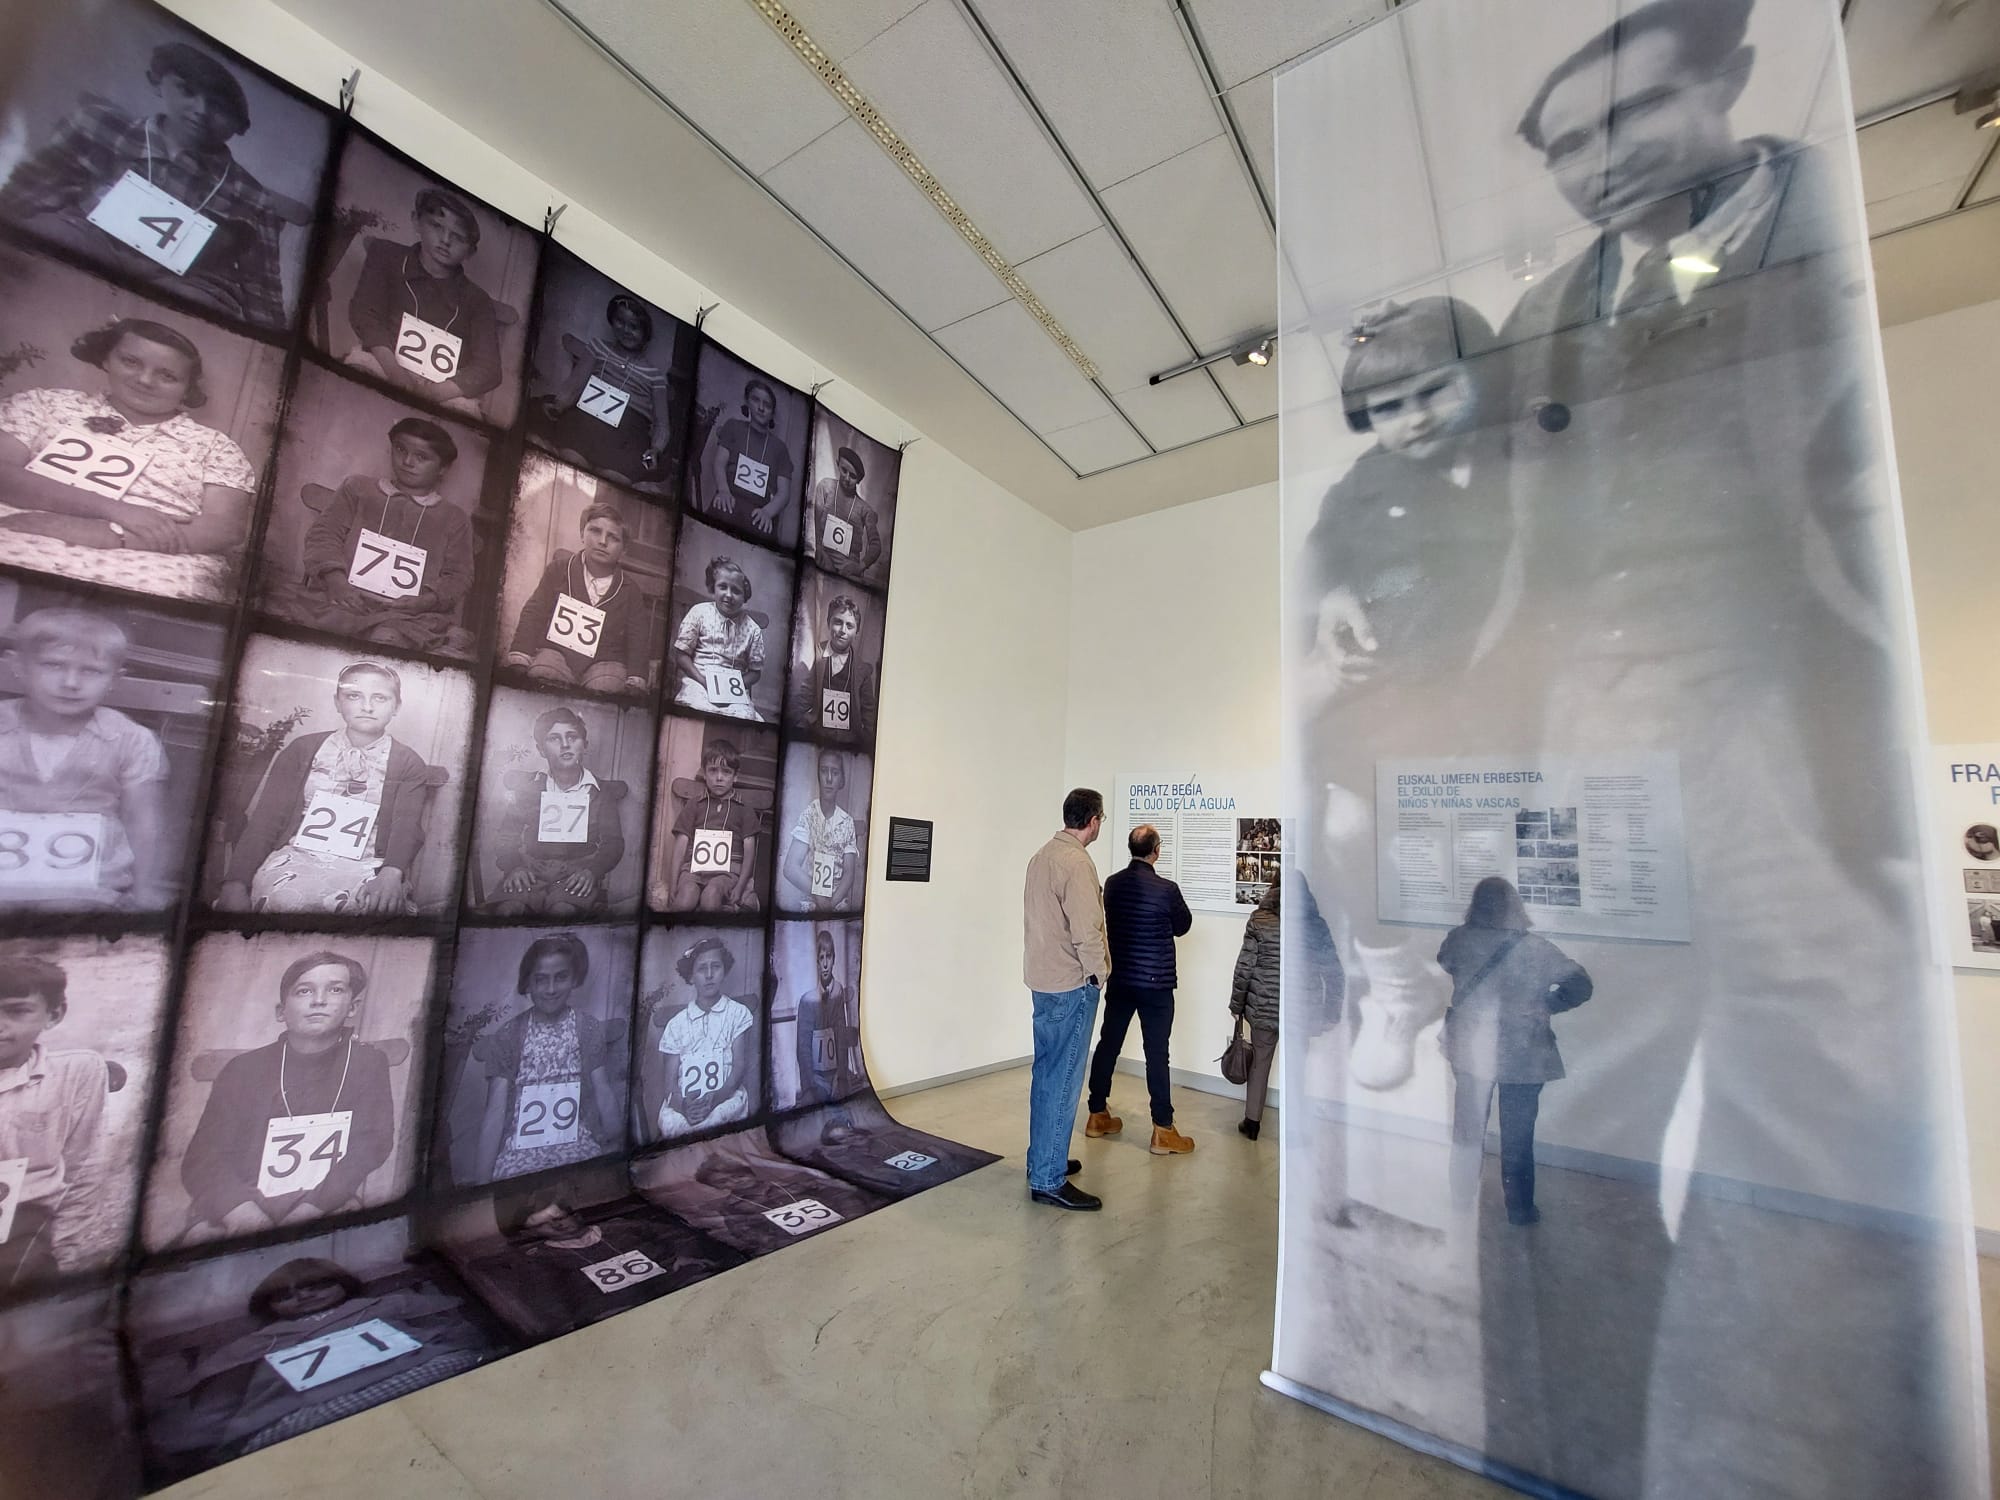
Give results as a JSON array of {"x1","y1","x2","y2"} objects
[{"x1": 1022, "y1": 788, "x2": 1110, "y2": 1210}]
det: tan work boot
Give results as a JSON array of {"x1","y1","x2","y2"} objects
[
  {"x1": 1084, "y1": 1111, "x2": 1122, "y2": 1137},
  {"x1": 1149, "y1": 1125, "x2": 1195, "y2": 1155}
]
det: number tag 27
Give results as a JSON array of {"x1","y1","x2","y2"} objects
[
  {"x1": 25, "y1": 428, "x2": 149, "y2": 502},
  {"x1": 266, "y1": 1319, "x2": 420, "y2": 1393},
  {"x1": 763, "y1": 1198, "x2": 842, "y2": 1236}
]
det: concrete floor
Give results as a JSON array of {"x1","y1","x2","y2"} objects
[{"x1": 155, "y1": 1068, "x2": 2000, "y2": 1500}]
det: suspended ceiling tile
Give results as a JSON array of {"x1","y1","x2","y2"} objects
[
  {"x1": 1103, "y1": 136, "x2": 1275, "y2": 353},
  {"x1": 1226, "y1": 77, "x2": 1277, "y2": 208},
  {"x1": 764, "y1": 118, "x2": 1011, "y2": 331},
  {"x1": 1845, "y1": 0, "x2": 2000, "y2": 121},
  {"x1": 1042, "y1": 411, "x2": 1151, "y2": 473},
  {"x1": 968, "y1": 0, "x2": 1222, "y2": 190},
  {"x1": 1209, "y1": 355, "x2": 1278, "y2": 423},
  {"x1": 1188, "y1": 0, "x2": 1386, "y2": 91},
  {"x1": 1015, "y1": 228, "x2": 1192, "y2": 393},
  {"x1": 779, "y1": 0, "x2": 929, "y2": 61},
  {"x1": 1865, "y1": 181, "x2": 1964, "y2": 237},
  {"x1": 557, "y1": 0, "x2": 847, "y2": 175},
  {"x1": 931, "y1": 298, "x2": 1114, "y2": 433},
  {"x1": 841, "y1": 1, "x2": 1100, "y2": 263},
  {"x1": 1111, "y1": 373, "x2": 1237, "y2": 450},
  {"x1": 1968, "y1": 141, "x2": 2000, "y2": 207},
  {"x1": 1858, "y1": 100, "x2": 1993, "y2": 213}
]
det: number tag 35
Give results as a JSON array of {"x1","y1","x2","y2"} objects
[
  {"x1": 26, "y1": 428, "x2": 150, "y2": 502},
  {"x1": 86, "y1": 171, "x2": 216, "y2": 276},
  {"x1": 258, "y1": 1110, "x2": 352, "y2": 1196},
  {"x1": 266, "y1": 1319, "x2": 420, "y2": 1393}
]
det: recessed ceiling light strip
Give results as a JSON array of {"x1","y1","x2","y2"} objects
[{"x1": 747, "y1": 0, "x2": 1100, "y2": 381}]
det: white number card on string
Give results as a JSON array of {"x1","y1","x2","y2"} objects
[
  {"x1": 689, "y1": 827, "x2": 733, "y2": 873},
  {"x1": 547, "y1": 595, "x2": 604, "y2": 656},
  {"x1": 395, "y1": 312, "x2": 462, "y2": 383},
  {"x1": 581, "y1": 1250, "x2": 669, "y2": 1293},
  {"x1": 0, "y1": 813, "x2": 103, "y2": 890},
  {"x1": 513, "y1": 1081, "x2": 581, "y2": 1147},
  {"x1": 86, "y1": 171, "x2": 216, "y2": 275},
  {"x1": 821, "y1": 512, "x2": 854, "y2": 558},
  {"x1": 291, "y1": 793, "x2": 379, "y2": 861},
  {"x1": 578, "y1": 376, "x2": 631, "y2": 427},
  {"x1": 25, "y1": 428, "x2": 149, "y2": 502},
  {"x1": 702, "y1": 666, "x2": 749, "y2": 708},
  {"x1": 348, "y1": 530, "x2": 426, "y2": 599},
  {"x1": 266, "y1": 1320, "x2": 420, "y2": 1393},
  {"x1": 885, "y1": 1151, "x2": 937, "y2": 1172},
  {"x1": 538, "y1": 785, "x2": 591, "y2": 845},
  {"x1": 821, "y1": 689, "x2": 851, "y2": 731},
  {"x1": 0, "y1": 1158, "x2": 27, "y2": 1244},
  {"x1": 811, "y1": 851, "x2": 839, "y2": 900},
  {"x1": 763, "y1": 1198, "x2": 842, "y2": 1236},
  {"x1": 732, "y1": 453, "x2": 770, "y2": 498},
  {"x1": 258, "y1": 1110, "x2": 352, "y2": 1196}
]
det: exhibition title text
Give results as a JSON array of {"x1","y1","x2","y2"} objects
[
  {"x1": 1395, "y1": 769, "x2": 1545, "y2": 810},
  {"x1": 1128, "y1": 782, "x2": 1236, "y2": 812},
  {"x1": 1949, "y1": 762, "x2": 2000, "y2": 804}
]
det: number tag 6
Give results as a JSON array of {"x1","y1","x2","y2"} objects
[{"x1": 26, "y1": 428, "x2": 149, "y2": 501}]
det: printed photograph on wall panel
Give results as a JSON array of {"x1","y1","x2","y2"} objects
[
  {"x1": 0, "y1": 0, "x2": 333, "y2": 334},
  {"x1": 682, "y1": 343, "x2": 807, "y2": 551},
  {"x1": 801, "y1": 407, "x2": 898, "y2": 592},
  {"x1": 785, "y1": 567, "x2": 882, "y2": 748},
  {"x1": 635, "y1": 925, "x2": 767, "y2": 1146},
  {"x1": 1272, "y1": 1, "x2": 1984, "y2": 1496},
  {"x1": 0, "y1": 1287, "x2": 140, "y2": 1494},
  {"x1": 0, "y1": 248, "x2": 284, "y2": 606},
  {"x1": 666, "y1": 517, "x2": 793, "y2": 725},
  {"x1": 630, "y1": 1128, "x2": 891, "y2": 1257}
]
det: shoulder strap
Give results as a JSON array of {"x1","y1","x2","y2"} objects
[{"x1": 1457, "y1": 931, "x2": 1528, "y2": 998}]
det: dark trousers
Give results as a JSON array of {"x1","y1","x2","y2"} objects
[
  {"x1": 1449, "y1": 1070, "x2": 1543, "y2": 1221},
  {"x1": 1086, "y1": 983, "x2": 1174, "y2": 1127}
]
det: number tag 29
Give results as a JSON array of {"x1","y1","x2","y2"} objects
[
  {"x1": 0, "y1": 813, "x2": 104, "y2": 890},
  {"x1": 25, "y1": 428, "x2": 149, "y2": 502},
  {"x1": 395, "y1": 312, "x2": 463, "y2": 384},
  {"x1": 763, "y1": 1198, "x2": 842, "y2": 1236},
  {"x1": 578, "y1": 376, "x2": 631, "y2": 427},
  {"x1": 580, "y1": 1250, "x2": 668, "y2": 1293},
  {"x1": 266, "y1": 1319, "x2": 420, "y2": 1392},
  {"x1": 0, "y1": 1157, "x2": 27, "y2": 1244},
  {"x1": 514, "y1": 1081, "x2": 580, "y2": 1147},
  {"x1": 291, "y1": 792, "x2": 379, "y2": 861},
  {"x1": 547, "y1": 594, "x2": 605, "y2": 657},
  {"x1": 348, "y1": 530, "x2": 426, "y2": 599},
  {"x1": 86, "y1": 171, "x2": 216, "y2": 276},
  {"x1": 258, "y1": 1110, "x2": 352, "y2": 1196}
]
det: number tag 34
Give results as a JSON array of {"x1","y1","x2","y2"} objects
[
  {"x1": 258, "y1": 1110, "x2": 352, "y2": 1196},
  {"x1": 0, "y1": 1157, "x2": 27, "y2": 1244},
  {"x1": 86, "y1": 171, "x2": 217, "y2": 276},
  {"x1": 266, "y1": 1319, "x2": 420, "y2": 1393},
  {"x1": 291, "y1": 792, "x2": 379, "y2": 861},
  {"x1": 580, "y1": 1250, "x2": 669, "y2": 1293},
  {"x1": 0, "y1": 812, "x2": 104, "y2": 890},
  {"x1": 348, "y1": 529, "x2": 426, "y2": 600},
  {"x1": 26, "y1": 427, "x2": 150, "y2": 502},
  {"x1": 395, "y1": 312, "x2": 463, "y2": 384},
  {"x1": 514, "y1": 1081, "x2": 581, "y2": 1147}
]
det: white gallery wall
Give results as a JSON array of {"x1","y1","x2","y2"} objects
[{"x1": 163, "y1": 0, "x2": 1074, "y2": 1095}]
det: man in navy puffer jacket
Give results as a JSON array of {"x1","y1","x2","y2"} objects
[{"x1": 1085, "y1": 824, "x2": 1196, "y2": 1154}]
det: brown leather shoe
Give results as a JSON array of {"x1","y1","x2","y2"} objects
[
  {"x1": 1084, "y1": 1111, "x2": 1122, "y2": 1138},
  {"x1": 1149, "y1": 1125, "x2": 1195, "y2": 1155}
]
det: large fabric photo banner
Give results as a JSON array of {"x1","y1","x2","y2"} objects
[{"x1": 1270, "y1": 0, "x2": 1987, "y2": 1495}]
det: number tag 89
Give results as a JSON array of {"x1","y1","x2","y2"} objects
[
  {"x1": 0, "y1": 813, "x2": 104, "y2": 890},
  {"x1": 26, "y1": 428, "x2": 149, "y2": 501}
]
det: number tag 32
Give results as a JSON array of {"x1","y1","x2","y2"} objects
[
  {"x1": 291, "y1": 791, "x2": 379, "y2": 861},
  {"x1": 581, "y1": 1250, "x2": 668, "y2": 1293},
  {"x1": 86, "y1": 171, "x2": 217, "y2": 276},
  {"x1": 348, "y1": 529, "x2": 427, "y2": 600},
  {"x1": 0, "y1": 1157, "x2": 27, "y2": 1244},
  {"x1": 0, "y1": 812, "x2": 104, "y2": 890},
  {"x1": 26, "y1": 427, "x2": 150, "y2": 502},
  {"x1": 763, "y1": 1198, "x2": 842, "y2": 1236},
  {"x1": 514, "y1": 1081, "x2": 580, "y2": 1147},
  {"x1": 258, "y1": 1110, "x2": 352, "y2": 1196},
  {"x1": 266, "y1": 1319, "x2": 420, "y2": 1393},
  {"x1": 820, "y1": 688, "x2": 851, "y2": 730},
  {"x1": 395, "y1": 312, "x2": 463, "y2": 384},
  {"x1": 547, "y1": 594, "x2": 605, "y2": 657}
]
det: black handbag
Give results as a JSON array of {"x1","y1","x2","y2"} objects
[{"x1": 1219, "y1": 1016, "x2": 1253, "y2": 1086}]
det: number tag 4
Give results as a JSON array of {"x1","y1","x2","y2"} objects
[
  {"x1": 821, "y1": 512, "x2": 855, "y2": 558},
  {"x1": 546, "y1": 594, "x2": 605, "y2": 658},
  {"x1": 0, "y1": 812, "x2": 104, "y2": 890},
  {"x1": 580, "y1": 1250, "x2": 668, "y2": 1293},
  {"x1": 258, "y1": 1110, "x2": 352, "y2": 1197},
  {"x1": 538, "y1": 785, "x2": 591, "y2": 845},
  {"x1": 820, "y1": 688, "x2": 851, "y2": 730},
  {"x1": 689, "y1": 828, "x2": 733, "y2": 873},
  {"x1": 348, "y1": 529, "x2": 427, "y2": 600},
  {"x1": 732, "y1": 453, "x2": 771, "y2": 498},
  {"x1": 0, "y1": 1157, "x2": 27, "y2": 1244},
  {"x1": 395, "y1": 312, "x2": 463, "y2": 384},
  {"x1": 266, "y1": 1319, "x2": 420, "y2": 1393},
  {"x1": 702, "y1": 666, "x2": 748, "y2": 706},
  {"x1": 885, "y1": 1151, "x2": 937, "y2": 1172},
  {"x1": 291, "y1": 792, "x2": 379, "y2": 861},
  {"x1": 25, "y1": 427, "x2": 150, "y2": 502},
  {"x1": 763, "y1": 1198, "x2": 842, "y2": 1236},
  {"x1": 514, "y1": 1081, "x2": 581, "y2": 1147},
  {"x1": 811, "y1": 851, "x2": 840, "y2": 900},
  {"x1": 86, "y1": 171, "x2": 217, "y2": 276},
  {"x1": 578, "y1": 375, "x2": 631, "y2": 427}
]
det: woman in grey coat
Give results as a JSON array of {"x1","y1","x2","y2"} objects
[
  {"x1": 1229, "y1": 880, "x2": 1282, "y2": 1139},
  {"x1": 1438, "y1": 876, "x2": 1592, "y2": 1224}
]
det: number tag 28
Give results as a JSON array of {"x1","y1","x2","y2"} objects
[
  {"x1": 546, "y1": 594, "x2": 605, "y2": 658},
  {"x1": 266, "y1": 1319, "x2": 420, "y2": 1393},
  {"x1": 291, "y1": 792, "x2": 379, "y2": 861},
  {"x1": 763, "y1": 1198, "x2": 842, "y2": 1236},
  {"x1": 580, "y1": 1250, "x2": 668, "y2": 1293},
  {"x1": 25, "y1": 428, "x2": 149, "y2": 502},
  {"x1": 86, "y1": 171, "x2": 217, "y2": 276},
  {"x1": 348, "y1": 530, "x2": 426, "y2": 599},
  {"x1": 514, "y1": 1081, "x2": 580, "y2": 1147},
  {"x1": 0, "y1": 813, "x2": 104, "y2": 890},
  {"x1": 0, "y1": 1157, "x2": 27, "y2": 1244},
  {"x1": 258, "y1": 1110, "x2": 352, "y2": 1196},
  {"x1": 395, "y1": 312, "x2": 463, "y2": 384}
]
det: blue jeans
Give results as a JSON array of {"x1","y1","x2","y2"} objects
[{"x1": 1027, "y1": 983, "x2": 1100, "y2": 1191}]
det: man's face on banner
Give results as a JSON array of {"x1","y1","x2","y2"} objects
[{"x1": 1536, "y1": 28, "x2": 1747, "y2": 233}]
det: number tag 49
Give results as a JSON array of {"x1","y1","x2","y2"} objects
[
  {"x1": 578, "y1": 375, "x2": 631, "y2": 427},
  {"x1": 25, "y1": 428, "x2": 150, "y2": 502},
  {"x1": 0, "y1": 1157, "x2": 27, "y2": 1244},
  {"x1": 86, "y1": 171, "x2": 217, "y2": 276},
  {"x1": 763, "y1": 1198, "x2": 842, "y2": 1236},
  {"x1": 546, "y1": 594, "x2": 605, "y2": 658},
  {"x1": 291, "y1": 792, "x2": 379, "y2": 861},
  {"x1": 395, "y1": 312, "x2": 463, "y2": 384},
  {"x1": 821, "y1": 512, "x2": 854, "y2": 558},
  {"x1": 581, "y1": 1250, "x2": 668, "y2": 1293},
  {"x1": 266, "y1": 1319, "x2": 420, "y2": 1393},
  {"x1": 258, "y1": 1110, "x2": 352, "y2": 1196},
  {"x1": 348, "y1": 529, "x2": 427, "y2": 600},
  {"x1": 689, "y1": 828, "x2": 733, "y2": 873},
  {"x1": 0, "y1": 812, "x2": 104, "y2": 890},
  {"x1": 821, "y1": 688, "x2": 851, "y2": 730},
  {"x1": 514, "y1": 1081, "x2": 580, "y2": 1147}
]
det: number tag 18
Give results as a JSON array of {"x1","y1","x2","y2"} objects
[
  {"x1": 395, "y1": 312, "x2": 463, "y2": 384},
  {"x1": 258, "y1": 1110, "x2": 352, "y2": 1196},
  {"x1": 547, "y1": 594, "x2": 605, "y2": 657},
  {"x1": 689, "y1": 828, "x2": 733, "y2": 873},
  {"x1": 25, "y1": 428, "x2": 149, "y2": 502},
  {"x1": 348, "y1": 529, "x2": 426, "y2": 599},
  {"x1": 291, "y1": 792, "x2": 379, "y2": 861},
  {"x1": 86, "y1": 170, "x2": 217, "y2": 276},
  {"x1": 514, "y1": 1081, "x2": 580, "y2": 1147},
  {"x1": 702, "y1": 666, "x2": 748, "y2": 707},
  {"x1": 578, "y1": 375, "x2": 631, "y2": 427},
  {"x1": 266, "y1": 1319, "x2": 420, "y2": 1393},
  {"x1": 763, "y1": 1198, "x2": 841, "y2": 1236},
  {"x1": 581, "y1": 1250, "x2": 668, "y2": 1293},
  {"x1": 0, "y1": 813, "x2": 104, "y2": 890},
  {"x1": 0, "y1": 1157, "x2": 27, "y2": 1244}
]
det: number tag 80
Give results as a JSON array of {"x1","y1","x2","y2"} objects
[{"x1": 26, "y1": 428, "x2": 150, "y2": 502}]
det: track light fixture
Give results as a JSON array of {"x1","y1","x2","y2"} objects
[{"x1": 1147, "y1": 331, "x2": 1278, "y2": 385}]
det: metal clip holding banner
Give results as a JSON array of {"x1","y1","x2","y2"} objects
[
  {"x1": 338, "y1": 69, "x2": 360, "y2": 116},
  {"x1": 543, "y1": 204, "x2": 567, "y2": 236},
  {"x1": 810, "y1": 379, "x2": 834, "y2": 398},
  {"x1": 897, "y1": 439, "x2": 918, "y2": 455},
  {"x1": 695, "y1": 303, "x2": 719, "y2": 331}
]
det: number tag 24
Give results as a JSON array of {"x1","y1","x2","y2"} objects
[
  {"x1": 0, "y1": 1157, "x2": 27, "y2": 1244},
  {"x1": 265, "y1": 1319, "x2": 421, "y2": 1393},
  {"x1": 86, "y1": 171, "x2": 216, "y2": 276},
  {"x1": 258, "y1": 1110, "x2": 352, "y2": 1196},
  {"x1": 25, "y1": 428, "x2": 150, "y2": 502}
]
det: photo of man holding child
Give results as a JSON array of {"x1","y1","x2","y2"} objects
[
  {"x1": 635, "y1": 926, "x2": 766, "y2": 1146},
  {"x1": 0, "y1": 0, "x2": 331, "y2": 332},
  {"x1": 0, "y1": 250, "x2": 285, "y2": 605},
  {"x1": 0, "y1": 581, "x2": 224, "y2": 913},
  {"x1": 257, "y1": 364, "x2": 491, "y2": 661},
  {"x1": 647, "y1": 715, "x2": 778, "y2": 915},
  {"x1": 666, "y1": 517, "x2": 792, "y2": 726},
  {"x1": 141, "y1": 933, "x2": 435, "y2": 1253},
  {"x1": 801, "y1": 410, "x2": 899, "y2": 592},
  {"x1": 498, "y1": 453, "x2": 672, "y2": 701},
  {"x1": 204, "y1": 636, "x2": 475, "y2": 918},
  {"x1": 307, "y1": 136, "x2": 537, "y2": 429},
  {"x1": 683, "y1": 345, "x2": 808, "y2": 550}
]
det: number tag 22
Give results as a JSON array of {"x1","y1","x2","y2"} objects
[{"x1": 25, "y1": 428, "x2": 149, "y2": 502}]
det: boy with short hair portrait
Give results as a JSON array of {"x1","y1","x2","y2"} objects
[
  {"x1": 789, "y1": 592, "x2": 878, "y2": 743},
  {"x1": 805, "y1": 444, "x2": 884, "y2": 582},
  {"x1": 666, "y1": 739, "x2": 759, "y2": 913},
  {"x1": 343, "y1": 187, "x2": 504, "y2": 415},
  {"x1": 485, "y1": 707, "x2": 628, "y2": 917},
  {"x1": 0, "y1": 607, "x2": 170, "y2": 910},
  {"x1": 0, "y1": 955, "x2": 107, "y2": 1285},
  {"x1": 505, "y1": 502, "x2": 654, "y2": 694}
]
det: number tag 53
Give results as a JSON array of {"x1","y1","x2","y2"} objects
[
  {"x1": 86, "y1": 171, "x2": 217, "y2": 276},
  {"x1": 26, "y1": 428, "x2": 150, "y2": 502},
  {"x1": 763, "y1": 1198, "x2": 842, "y2": 1235},
  {"x1": 395, "y1": 312, "x2": 463, "y2": 384}
]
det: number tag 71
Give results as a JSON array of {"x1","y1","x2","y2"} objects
[{"x1": 266, "y1": 1319, "x2": 420, "y2": 1392}]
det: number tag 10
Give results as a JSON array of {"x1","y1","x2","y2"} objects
[
  {"x1": 0, "y1": 1157, "x2": 27, "y2": 1245},
  {"x1": 25, "y1": 428, "x2": 150, "y2": 502},
  {"x1": 348, "y1": 530, "x2": 427, "y2": 599},
  {"x1": 763, "y1": 1198, "x2": 841, "y2": 1236},
  {"x1": 86, "y1": 170, "x2": 217, "y2": 276},
  {"x1": 0, "y1": 813, "x2": 104, "y2": 890},
  {"x1": 258, "y1": 1110, "x2": 352, "y2": 1196},
  {"x1": 581, "y1": 1250, "x2": 668, "y2": 1293},
  {"x1": 266, "y1": 1319, "x2": 421, "y2": 1393},
  {"x1": 291, "y1": 792, "x2": 379, "y2": 861},
  {"x1": 395, "y1": 312, "x2": 463, "y2": 383},
  {"x1": 514, "y1": 1081, "x2": 580, "y2": 1147}
]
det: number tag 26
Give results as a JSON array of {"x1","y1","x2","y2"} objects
[
  {"x1": 25, "y1": 428, "x2": 149, "y2": 501},
  {"x1": 266, "y1": 1319, "x2": 420, "y2": 1393}
]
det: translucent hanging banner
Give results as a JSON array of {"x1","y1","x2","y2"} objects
[{"x1": 1268, "y1": 1, "x2": 1989, "y2": 1495}]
